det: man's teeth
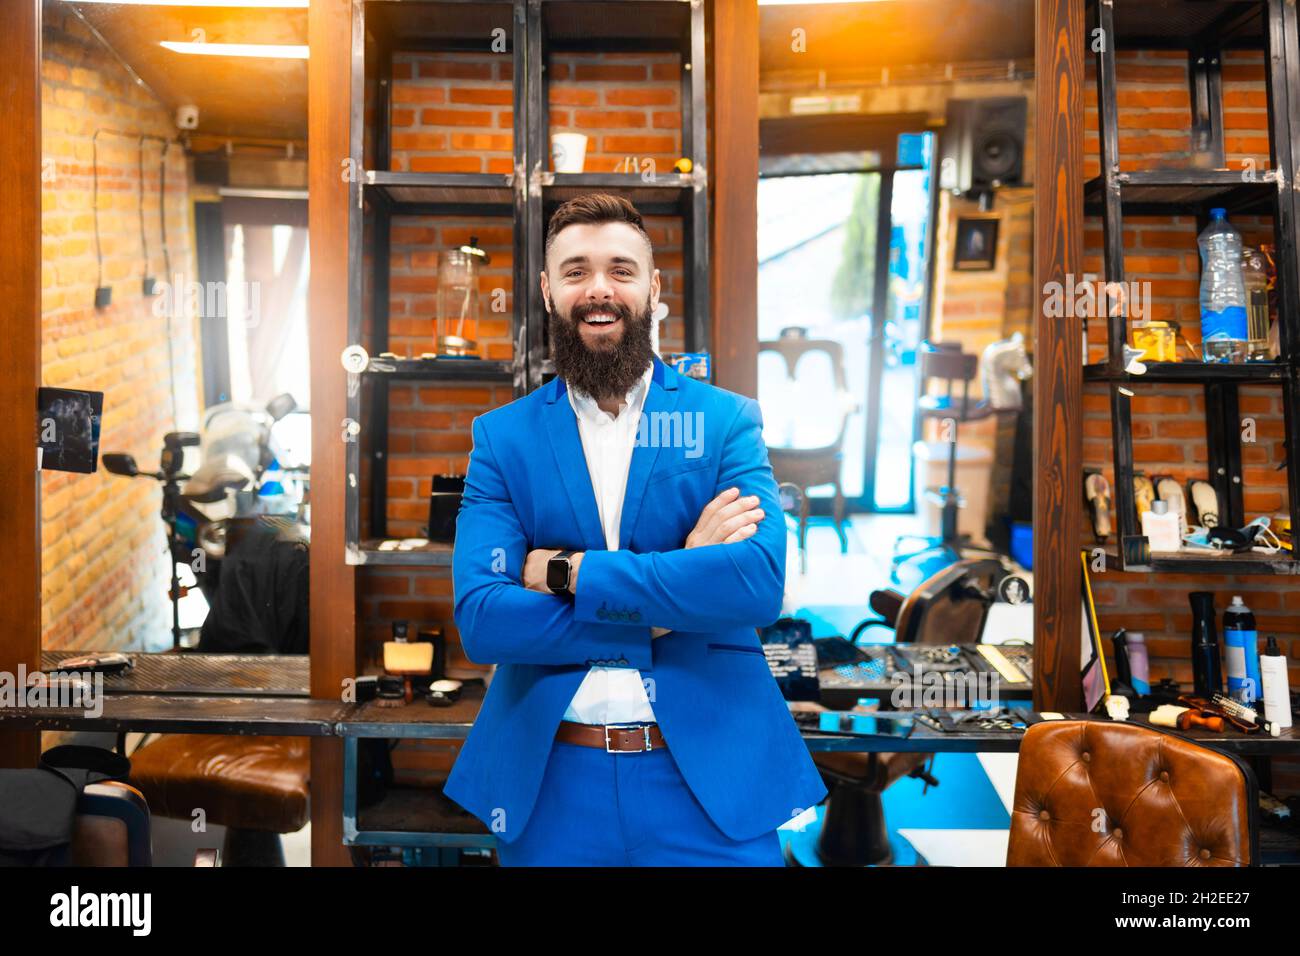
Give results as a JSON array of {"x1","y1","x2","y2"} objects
[{"x1": 584, "y1": 312, "x2": 618, "y2": 325}]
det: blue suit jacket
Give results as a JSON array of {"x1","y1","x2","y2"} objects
[{"x1": 444, "y1": 356, "x2": 827, "y2": 844}]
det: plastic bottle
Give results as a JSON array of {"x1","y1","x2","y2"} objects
[
  {"x1": 1189, "y1": 591, "x2": 1223, "y2": 697},
  {"x1": 1198, "y1": 208, "x2": 1248, "y2": 363},
  {"x1": 1260, "y1": 635, "x2": 1293, "y2": 731},
  {"x1": 1223, "y1": 596, "x2": 1262, "y2": 704},
  {"x1": 1126, "y1": 631, "x2": 1150, "y2": 696}
]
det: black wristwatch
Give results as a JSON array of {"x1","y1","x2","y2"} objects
[{"x1": 546, "y1": 550, "x2": 576, "y2": 596}]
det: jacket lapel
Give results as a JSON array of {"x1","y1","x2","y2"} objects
[
  {"x1": 618, "y1": 357, "x2": 679, "y2": 550},
  {"x1": 544, "y1": 376, "x2": 608, "y2": 552},
  {"x1": 545, "y1": 358, "x2": 681, "y2": 553}
]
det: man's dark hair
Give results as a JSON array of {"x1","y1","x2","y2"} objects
[{"x1": 544, "y1": 193, "x2": 654, "y2": 270}]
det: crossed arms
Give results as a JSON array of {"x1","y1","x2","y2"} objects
[{"x1": 451, "y1": 399, "x2": 786, "y2": 668}]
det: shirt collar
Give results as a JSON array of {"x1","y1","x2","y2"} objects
[{"x1": 567, "y1": 362, "x2": 654, "y2": 426}]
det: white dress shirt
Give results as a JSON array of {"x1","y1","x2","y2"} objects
[{"x1": 561, "y1": 362, "x2": 658, "y2": 726}]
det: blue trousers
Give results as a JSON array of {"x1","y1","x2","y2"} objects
[{"x1": 494, "y1": 739, "x2": 785, "y2": 867}]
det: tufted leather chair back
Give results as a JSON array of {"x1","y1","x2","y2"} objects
[{"x1": 1007, "y1": 720, "x2": 1257, "y2": 867}]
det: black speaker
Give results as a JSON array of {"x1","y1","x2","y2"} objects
[{"x1": 939, "y1": 97, "x2": 1027, "y2": 196}]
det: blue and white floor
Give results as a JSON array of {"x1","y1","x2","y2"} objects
[{"x1": 776, "y1": 512, "x2": 1020, "y2": 867}]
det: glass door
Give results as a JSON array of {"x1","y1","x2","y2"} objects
[{"x1": 757, "y1": 131, "x2": 935, "y2": 514}]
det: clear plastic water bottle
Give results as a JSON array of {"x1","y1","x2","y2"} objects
[{"x1": 1198, "y1": 208, "x2": 1248, "y2": 363}]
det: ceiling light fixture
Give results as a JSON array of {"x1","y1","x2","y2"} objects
[{"x1": 160, "y1": 41, "x2": 309, "y2": 59}]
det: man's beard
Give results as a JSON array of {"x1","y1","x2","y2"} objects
[{"x1": 549, "y1": 296, "x2": 655, "y2": 401}]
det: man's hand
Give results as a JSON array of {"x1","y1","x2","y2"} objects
[
  {"x1": 524, "y1": 488, "x2": 764, "y2": 620},
  {"x1": 685, "y1": 486, "x2": 765, "y2": 548}
]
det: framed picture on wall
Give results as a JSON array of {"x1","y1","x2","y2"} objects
[{"x1": 953, "y1": 215, "x2": 999, "y2": 271}]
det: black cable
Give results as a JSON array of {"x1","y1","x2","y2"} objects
[
  {"x1": 138, "y1": 135, "x2": 149, "y2": 283},
  {"x1": 92, "y1": 129, "x2": 104, "y2": 292}
]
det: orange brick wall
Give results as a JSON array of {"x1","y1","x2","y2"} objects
[
  {"x1": 40, "y1": 11, "x2": 200, "y2": 652},
  {"x1": 1082, "y1": 49, "x2": 1299, "y2": 793},
  {"x1": 363, "y1": 50, "x2": 691, "y2": 781}
]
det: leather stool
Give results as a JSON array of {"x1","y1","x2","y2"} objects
[{"x1": 128, "y1": 734, "x2": 310, "y2": 866}]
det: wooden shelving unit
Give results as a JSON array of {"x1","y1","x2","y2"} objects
[
  {"x1": 343, "y1": 0, "x2": 711, "y2": 565},
  {"x1": 1087, "y1": 0, "x2": 1300, "y2": 575}
]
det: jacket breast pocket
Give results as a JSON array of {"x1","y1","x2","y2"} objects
[
  {"x1": 649, "y1": 455, "x2": 713, "y2": 485},
  {"x1": 707, "y1": 642, "x2": 766, "y2": 657}
]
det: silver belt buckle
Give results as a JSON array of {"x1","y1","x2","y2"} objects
[{"x1": 604, "y1": 723, "x2": 652, "y2": 753}]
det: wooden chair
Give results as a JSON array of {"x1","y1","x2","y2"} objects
[{"x1": 758, "y1": 329, "x2": 857, "y2": 568}]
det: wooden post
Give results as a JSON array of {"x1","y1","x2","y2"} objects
[
  {"x1": 308, "y1": 0, "x2": 358, "y2": 866},
  {"x1": 0, "y1": 0, "x2": 43, "y2": 770},
  {"x1": 1033, "y1": 0, "x2": 1085, "y2": 710},
  {"x1": 708, "y1": 0, "x2": 760, "y2": 399}
]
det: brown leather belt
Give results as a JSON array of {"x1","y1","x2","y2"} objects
[{"x1": 555, "y1": 720, "x2": 667, "y2": 753}]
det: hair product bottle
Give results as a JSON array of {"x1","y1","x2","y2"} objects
[
  {"x1": 1260, "y1": 636, "x2": 1293, "y2": 732},
  {"x1": 1189, "y1": 591, "x2": 1223, "y2": 698}
]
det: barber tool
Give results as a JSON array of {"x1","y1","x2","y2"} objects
[
  {"x1": 975, "y1": 644, "x2": 1029, "y2": 684},
  {"x1": 1177, "y1": 695, "x2": 1256, "y2": 733},
  {"x1": 383, "y1": 621, "x2": 434, "y2": 704},
  {"x1": 1176, "y1": 709, "x2": 1225, "y2": 733},
  {"x1": 55, "y1": 652, "x2": 133, "y2": 675},
  {"x1": 1260, "y1": 636, "x2": 1293, "y2": 732},
  {"x1": 1084, "y1": 470, "x2": 1112, "y2": 541},
  {"x1": 1188, "y1": 591, "x2": 1223, "y2": 697},
  {"x1": 425, "y1": 678, "x2": 463, "y2": 708},
  {"x1": 352, "y1": 674, "x2": 378, "y2": 703},
  {"x1": 375, "y1": 675, "x2": 406, "y2": 708},
  {"x1": 1122, "y1": 534, "x2": 1151, "y2": 567},
  {"x1": 1148, "y1": 704, "x2": 1190, "y2": 728},
  {"x1": 1109, "y1": 629, "x2": 1137, "y2": 698},
  {"x1": 1104, "y1": 695, "x2": 1130, "y2": 721},
  {"x1": 1210, "y1": 692, "x2": 1276, "y2": 735}
]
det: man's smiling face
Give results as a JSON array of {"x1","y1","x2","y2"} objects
[
  {"x1": 540, "y1": 217, "x2": 663, "y2": 402},
  {"x1": 540, "y1": 221, "x2": 661, "y2": 353}
]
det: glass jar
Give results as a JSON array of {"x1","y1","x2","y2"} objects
[{"x1": 436, "y1": 249, "x2": 481, "y2": 357}]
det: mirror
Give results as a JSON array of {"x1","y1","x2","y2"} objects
[
  {"x1": 755, "y1": 0, "x2": 1036, "y2": 646},
  {"x1": 40, "y1": 1, "x2": 310, "y2": 657}
]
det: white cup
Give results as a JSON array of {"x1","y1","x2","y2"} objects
[{"x1": 551, "y1": 132, "x2": 588, "y2": 173}]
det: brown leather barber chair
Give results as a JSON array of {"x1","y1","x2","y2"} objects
[
  {"x1": 800, "y1": 559, "x2": 1006, "y2": 866},
  {"x1": 1007, "y1": 720, "x2": 1258, "y2": 866},
  {"x1": 128, "y1": 734, "x2": 310, "y2": 866}
]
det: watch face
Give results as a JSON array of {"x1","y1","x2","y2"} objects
[{"x1": 546, "y1": 555, "x2": 570, "y2": 592}]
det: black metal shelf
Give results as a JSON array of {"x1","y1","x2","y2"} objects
[
  {"x1": 1107, "y1": 0, "x2": 1265, "y2": 50},
  {"x1": 348, "y1": 540, "x2": 454, "y2": 567},
  {"x1": 541, "y1": 0, "x2": 693, "y2": 50},
  {"x1": 347, "y1": 0, "x2": 712, "y2": 549},
  {"x1": 1083, "y1": 361, "x2": 1289, "y2": 383},
  {"x1": 368, "y1": 0, "x2": 517, "y2": 53},
  {"x1": 365, "y1": 357, "x2": 514, "y2": 382},
  {"x1": 364, "y1": 171, "x2": 515, "y2": 212},
  {"x1": 540, "y1": 171, "x2": 698, "y2": 214},
  {"x1": 1105, "y1": 549, "x2": 1300, "y2": 575},
  {"x1": 1086, "y1": 0, "x2": 1300, "y2": 576},
  {"x1": 1083, "y1": 170, "x2": 1278, "y2": 215}
]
